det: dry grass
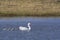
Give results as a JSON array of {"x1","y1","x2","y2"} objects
[{"x1": 0, "y1": 0, "x2": 60, "y2": 17}]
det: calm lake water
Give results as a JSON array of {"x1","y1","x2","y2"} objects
[{"x1": 0, "y1": 17, "x2": 60, "y2": 40}]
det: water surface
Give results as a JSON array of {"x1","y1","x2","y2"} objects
[{"x1": 0, "y1": 17, "x2": 60, "y2": 40}]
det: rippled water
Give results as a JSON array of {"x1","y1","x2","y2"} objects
[{"x1": 0, "y1": 17, "x2": 60, "y2": 40}]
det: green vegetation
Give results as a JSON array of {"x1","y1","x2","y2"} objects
[{"x1": 0, "y1": 0, "x2": 60, "y2": 17}]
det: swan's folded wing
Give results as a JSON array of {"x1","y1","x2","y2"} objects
[{"x1": 19, "y1": 26, "x2": 28, "y2": 30}]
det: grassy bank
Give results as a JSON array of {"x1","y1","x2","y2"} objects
[
  {"x1": 0, "y1": 12, "x2": 60, "y2": 17},
  {"x1": 0, "y1": 0, "x2": 60, "y2": 17}
]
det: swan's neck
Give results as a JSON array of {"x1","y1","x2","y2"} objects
[{"x1": 28, "y1": 24, "x2": 31, "y2": 30}]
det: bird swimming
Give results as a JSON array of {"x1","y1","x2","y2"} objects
[{"x1": 19, "y1": 22, "x2": 31, "y2": 32}]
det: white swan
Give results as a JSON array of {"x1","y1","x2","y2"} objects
[{"x1": 19, "y1": 22, "x2": 31, "y2": 32}]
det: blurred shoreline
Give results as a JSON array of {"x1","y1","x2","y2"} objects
[{"x1": 0, "y1": 0, "x2": 60, "y2": 17}]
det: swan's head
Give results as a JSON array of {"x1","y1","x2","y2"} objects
[{"x1": 28, "y1": 22, "x2": 31, "y2": 26}]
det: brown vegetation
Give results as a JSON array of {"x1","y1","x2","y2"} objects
[{"x1": 0, "y1": 0, "x2": 60, "y2": 17}]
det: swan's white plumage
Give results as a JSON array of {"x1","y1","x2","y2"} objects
[
  {"x1": 19, "y1": 26, "x2": 28, "y2": 30},
  {"x1": 19, "y1": 22, "x2": 31, "y2": 31}
]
